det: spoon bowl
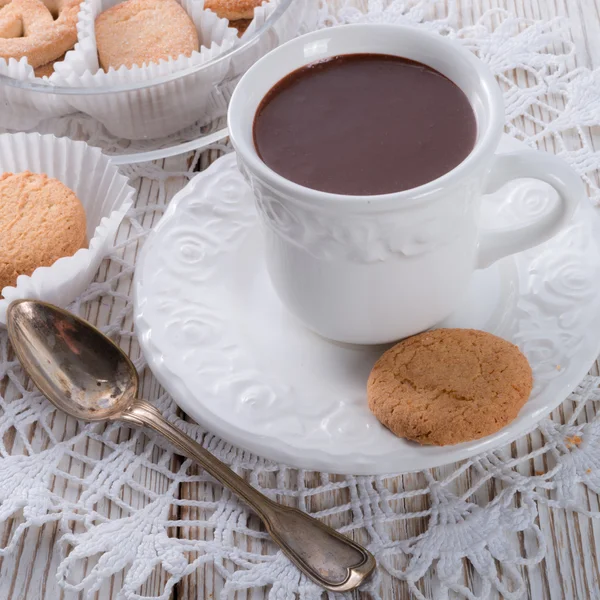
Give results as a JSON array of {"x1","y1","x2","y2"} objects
[{"x1": 7, "y1": 299, "x2": 138, "y2": 421}]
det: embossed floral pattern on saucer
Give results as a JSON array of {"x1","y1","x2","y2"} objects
[{"x1": 134, "y1": 137, "x2": 600, "y2": 475}]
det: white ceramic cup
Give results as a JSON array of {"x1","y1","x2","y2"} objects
[{"x1": 228, "y1": 24, "x2": 583, "y2": 345}]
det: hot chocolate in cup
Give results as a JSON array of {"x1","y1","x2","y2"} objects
[{"x1": 228, "y1": 24, "x2": 583, "y2": 345}]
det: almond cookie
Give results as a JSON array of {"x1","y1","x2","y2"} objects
[
  {"x1": 95, "y1": 0, "x2": 199, "y2": 71},
  {"x1": 367, "y1": 328, "x2": 533, "y2": 446},
  {"x1": 0, "y1": 0, "x2": 81, "y2": 68},
  {"x1": 0, "y1": 172, "x2": 86, "y2": 293},
  {"x1": 205, "y1": 0, "x2": 262, "y2": 20}
]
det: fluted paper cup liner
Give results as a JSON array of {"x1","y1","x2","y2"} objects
[
  {"x1": 53, "y1": 0, "x2": 237, "y2": 140},
  {"x1": 238, "y1": 0, "x2": 281, "y2": 40},
  {"x1": 221, "y1": 0, "x2": 283, "y2": 78},
  {"x1": 0, "y1": 59, "x2": 75, "y2": 131},
  {"x1": 0, "y1": 58, "x2": 39, "y2": 130},
  {"x1": 0, "y1": 132, "x2": 134, "y2": 325}
]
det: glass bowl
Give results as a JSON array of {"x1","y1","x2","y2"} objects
[{"x1": 0, "y1": 0, "x2": 320, "y2": 163}]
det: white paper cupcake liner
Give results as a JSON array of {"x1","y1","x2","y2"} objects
[
  {"x1": 53, "y1": 0, "x2": 237, "y2": 140},
  {"x1": 243, "y1": 0, "x2": 320, "y2": 46},
  {"x1": 238, "y1": 0, "x2": 280, "y2": 39},
  {"x1": 0, "y1": 58, "x2": 37, "y2": 130},
  {"x1": 0, "y1": 60, "x2": 75, "y2": 131},
  {"x1": 226, "y1": 0, "x2": 284, "y2": 77},
  {"x1": 0, "y1": 132, "x2": 134, "y2": 325}
]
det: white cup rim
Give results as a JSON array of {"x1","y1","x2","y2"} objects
[{"x1": 228, "y1": 23, "x2": 504, "y2": 208}]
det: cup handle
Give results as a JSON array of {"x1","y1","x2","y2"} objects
[{"x1": 477, "y1": 150, "x2": 583, "y2": 269}]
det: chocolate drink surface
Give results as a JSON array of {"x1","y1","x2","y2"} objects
[{"x1": 253, "y1": 54, "x2": 477, "y2": 195}]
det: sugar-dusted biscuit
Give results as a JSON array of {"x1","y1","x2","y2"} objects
[
  {"x1": 205, "y1": 0, "x2": 262, "y2": 20},
  {"x1": 95, "y1": 0, "x2": 199, "y2": 71},
  {"x1": 367, "y1": 328, "x2": 533, "y2": 446},
  {"x1": 0, "y1": 171, "x2": 87, "y2": 293},
  {"x1": 0, "y1": 0, "x2": 81, "y2": 68}
]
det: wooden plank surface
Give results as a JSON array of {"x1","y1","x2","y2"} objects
[{"x1": 1, "y1": 1, "x2": 599, "y2": 599}]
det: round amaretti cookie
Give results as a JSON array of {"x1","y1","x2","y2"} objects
[
  {"x1": 367, "y1": 328, "x2": 533, "y2": 446},
  {"x1": 95, "y1": 0, "x2": 199, "y2": 71},
  {"x1": 0, "y1": 171, "x2": 87, "y2": 293}
]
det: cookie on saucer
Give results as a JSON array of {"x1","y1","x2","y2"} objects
[
  {"x1": 0, "y1": 171, "x2": 87, "y2": 293},
  {"x1": 367, "y1": 328, "x2": 533, "y2": 446},
  {"x1": 95, "y1": 0, "x2": 199, "y2": 71}
]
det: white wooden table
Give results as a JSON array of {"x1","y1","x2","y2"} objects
[{"x1": 1, "y1": 1, "x2": 600, "y2": 599}]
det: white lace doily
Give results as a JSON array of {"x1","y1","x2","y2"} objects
[{"x1": 1, "y1": 2, "x2": 600, "y2": 599}]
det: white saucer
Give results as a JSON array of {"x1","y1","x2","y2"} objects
[{"x1": 134, "y1": 136, "x2": 600, "y2": 475}]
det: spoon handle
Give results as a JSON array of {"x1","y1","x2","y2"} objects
[{"x1": 122, "y1": 400, "x2": 375, "y2": 592}]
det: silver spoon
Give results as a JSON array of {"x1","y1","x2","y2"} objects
[{"x1": 6, "y1": 299, "x2": 375, "y2": 592}]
